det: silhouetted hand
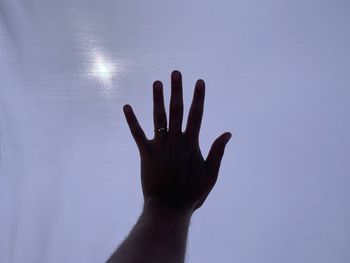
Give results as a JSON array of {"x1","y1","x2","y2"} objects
[{"x1": 123, "y1": 70, "x2": 232, "y2": 213}]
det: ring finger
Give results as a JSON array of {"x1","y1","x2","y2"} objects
[{"x1": 153, "y1": 80, "x2": 168, "y2": 139}]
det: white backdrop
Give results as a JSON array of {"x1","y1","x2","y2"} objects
[{"x1": 1, "y1": 1, "x2": 349, "y2": 262}]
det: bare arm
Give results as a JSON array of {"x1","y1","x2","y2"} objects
[
  {"x1": 106, "y1": 70, "x2": 232, "y2": 263},
  {"x1": 107, "y1": 198, "x2": 192, "y2": 263}
]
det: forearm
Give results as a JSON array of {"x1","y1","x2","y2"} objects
[{"x1": 107, "y1": 198, "x2": 193, "y2": 263}]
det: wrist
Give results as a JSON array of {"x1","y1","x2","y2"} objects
[{"x1": 143, "y1": 197, "x2": 194, "y2": 219}]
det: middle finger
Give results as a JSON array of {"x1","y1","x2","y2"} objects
[{"x1": 169, "y1": 70, "x2": 184, "y2": 135}]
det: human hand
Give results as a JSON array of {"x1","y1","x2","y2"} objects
[{"x1": 123, "y1": 70, "x2": 232, "y2": 213}]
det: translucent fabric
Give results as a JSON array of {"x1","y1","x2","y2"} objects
[{"x1": 1, "y1": 1, "x2": 349, "y2": 262}]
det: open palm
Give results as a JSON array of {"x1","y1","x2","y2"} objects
[{"x1": 123, "y1": 70, "x2": 232, "y2": 212}]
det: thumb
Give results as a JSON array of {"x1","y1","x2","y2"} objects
[{"x1": 206, "y1": 132, "x2": 232, "y2": 182}]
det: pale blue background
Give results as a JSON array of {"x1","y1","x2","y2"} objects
[{"x1": 0, "y1": 1, "x2": 349, "y2": 262}]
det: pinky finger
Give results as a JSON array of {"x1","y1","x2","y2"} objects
[{"x1": 123, "y1": 104, "x2": 148, "y2": 151}]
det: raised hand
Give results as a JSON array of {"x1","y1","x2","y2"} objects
[{"x1": 123, "y1": 70, "x2": 232, "y2": 213}]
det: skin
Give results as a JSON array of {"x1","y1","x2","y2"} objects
[{"x1": 106, "y1": 70, "x2": 232, "y2": 263}]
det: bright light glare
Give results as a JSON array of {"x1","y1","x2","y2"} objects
[{"x1": 90, "y1": 51, "x2": 117, "y2": 86}]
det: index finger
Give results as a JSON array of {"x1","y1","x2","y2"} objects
[{"x1": 185, "y1": 79, "x2": 205, "y2": 140}]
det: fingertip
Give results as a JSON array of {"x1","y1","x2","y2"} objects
[
  {"x1": 196, "y1": 79, "x2": 205, "y2": 88},
  {"x1": 225, "y1": 132, "x2": 232, "y2": 141},
  {"x1": 123, "y1": 104, "x2": 131, "y2": 113},
  {"x1": 171, "y1": 70, "x2": 182, "y2": 83},
  {"x1": 153, "y1": 80, "x2": 163, "y2": 91}
]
